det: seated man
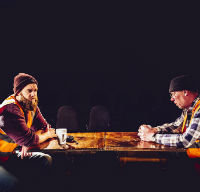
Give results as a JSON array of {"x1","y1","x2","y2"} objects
[
  {"x1": 0, "y1": 73, "x2": 57, "y2": 191},
  {"x1": 138, "y1": 74, "x2": 200, "y2": 148}
]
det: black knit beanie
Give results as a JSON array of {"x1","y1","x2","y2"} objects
[
  {"x1": 13, "y1": 73, "x2": 38, "y2": 95},
  {"x1": 169, "y1": 74, "x2": 198, "y2": 93}
]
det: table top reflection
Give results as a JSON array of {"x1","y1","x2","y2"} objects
[
  {"x1": 38, "y1": 132, "x2": 186, "y2": 153},
  {"x1": 30, "y1": 132, "x2": 188, "y2": 162}
]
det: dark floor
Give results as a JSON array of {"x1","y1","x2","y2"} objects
[
  {"x1": 40, "y1": 153, "x2": 200, "y2": 192},
  {"x1": 10, "y1": 152, "x2": 200, "y2": 192}
]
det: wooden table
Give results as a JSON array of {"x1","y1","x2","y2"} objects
[
  {"x1": 38, "y1": 132, "x2": 187, "y2": 162},
  {"x1": 32, "y1": 132, "x2": 194, "y2": 192}
]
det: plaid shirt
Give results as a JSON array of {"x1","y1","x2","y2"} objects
[{"x1": 153, "y1": 96, "x2": 200, "y2": 148}]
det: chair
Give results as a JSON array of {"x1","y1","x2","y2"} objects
[
  {"x1": 56, "y1": 106, "x2": 79, "y2": 132},
  {"x1": 87, "y1": 105, "x2": 111, "y2": 132}
]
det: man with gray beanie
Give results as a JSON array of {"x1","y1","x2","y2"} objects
[
  {"x1": 138, "y1": 74, "x2": 200, "y2": 148},
  {"x1": 0, "y1": 73, "x2": 57, "y2": 191}
]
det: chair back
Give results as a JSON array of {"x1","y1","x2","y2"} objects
[
  {"x1": 87, "y1": 105, "x2": 111, "y2": 132},
  {"x1": 56, "y1": 105, "x2": 79, "y2": 132}
]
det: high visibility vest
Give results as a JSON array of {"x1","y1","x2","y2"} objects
[
  {"x1": 181, "y1": 98, "x2": 200, "y2": 158},
  {"x1": 0, "y1": 95, "x2": 35, "y2": 157},
  {"x1": 181, "y1": 99, "x2": 200, "y2": 134}
]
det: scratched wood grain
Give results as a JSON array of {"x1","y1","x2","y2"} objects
[
  {"x1": 35, "y1": 132, "x2": 185, "y2": 153},
  {"x1": 104, "y1": 132, "x2": 184, "y2": 151},
  {"x1": 105, "y1": 132, "x2": 140, "y2": 148},
  {"x1": 68, "y1": 132, "x2": 105, "y2": 149}
]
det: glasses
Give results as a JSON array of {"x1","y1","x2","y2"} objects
[{"x1": 170, "y1": 92, "x2": 177, "y2": 99}]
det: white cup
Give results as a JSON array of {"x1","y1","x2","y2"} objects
[{"x1": 56, "y1": 128, "x2": 67, "y2": 145}]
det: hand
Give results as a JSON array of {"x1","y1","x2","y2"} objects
[
  {"x1": 35, "y1": 129, "x2": 57, "y2": 144},
  {"x1": 138, "y1": 125, "x2": 158, "y2": 135},
  {"x1": 20, "y1": 146, "x2": 32, "y2": 159},
  {"x1": 138, "y1": 124, "x2": 152, "y2": 136},
  {"x1": 36, "y1": 128, "x2": 56, "y2": 138},
  {"x1": 138, "y1": 124, "x2": 157, "y2": 142},
  {"x1": 46, "y1": 124, "x2": 51, "y2": 131},
  {"x1": 47, "y1": 128, "x2": 57, "y2": 139}
]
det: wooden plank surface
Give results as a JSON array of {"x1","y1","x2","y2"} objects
[
  {"x1": 35, "y1": 132, "x2": 186, "y2": 155},
  {"x1": 105, "y1": 132, "x2": 140, "y2": 148},
  {"x1": 67, "y1": 132, "x2": 105, "y2": 149},
  {"x1": 104, "y1": 132, "x2": 185, "y2": 152}
]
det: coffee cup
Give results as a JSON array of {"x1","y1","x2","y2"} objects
[{"x1": 56, "y1": 128, "x2": 67, "y2": 145}]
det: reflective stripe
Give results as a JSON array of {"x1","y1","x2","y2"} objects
[
  {"x1": 0, "y1": 95, "x2": 35, "y2": 153},
  {"x1": 181, "y1": 111, "x2": 188, "y2": 133},
  {"x1": 0, "y1": 133, "x2": 15, "y2": 143}
]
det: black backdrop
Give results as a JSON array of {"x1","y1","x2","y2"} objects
[{"x1": 1, "y1": 2, "x2": 199, "y2": 131}]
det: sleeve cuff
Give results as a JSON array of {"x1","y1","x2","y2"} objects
[{"x1": 152, "y1": 134, "x2": 156, "y2": 142}]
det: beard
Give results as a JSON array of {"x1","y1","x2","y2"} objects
[{"x1": 18, "y1": 93, "x2": 38, "y2": 111}]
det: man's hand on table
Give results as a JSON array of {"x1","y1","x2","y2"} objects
[
  {"x1": 138, "y1": 124, "x2": 158, "y2": 142},
  {"x1": 46, "y1": 127, "x2": 57, "y2": 138},
  {"x1": 35, "y1": 128, "x2": 57, "y2": 144}
]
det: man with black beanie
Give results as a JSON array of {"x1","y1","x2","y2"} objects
[
  {"x1": 0, "y1": 73, "x2": 58, "y2": 191},
  {"x1": 137, "y1": 75, "x2": 200, "y2": 187},
  {"x1": 138, "y1": 74, "x2": 200, "y2": 148}
]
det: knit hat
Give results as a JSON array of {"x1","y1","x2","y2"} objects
[
  {"x1": 169, "y1": 74, "x2": 198, "y2": 93},
  {"x1": 13, "y1": 73, "x2": 38, "y2": 95}
]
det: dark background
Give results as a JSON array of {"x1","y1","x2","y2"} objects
[{"x1": 1, "y1": 2, "x2": 199, "y2": 131}]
